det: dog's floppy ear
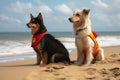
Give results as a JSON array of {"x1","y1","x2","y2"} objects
[
  {"x1": 37, "y1": 13, "x2": 44, "y2": 23},
  {"x1": 83, "y1": 8, "x2": 90, "y2": 15},
  {"x1": 30, "y1": 14, "x2": 34, "y2": 19}
]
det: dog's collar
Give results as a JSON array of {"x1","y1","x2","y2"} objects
[
  {"x1": 75, "y1": 27, "x2": 87, "y2": 35},
  {"x1": 31, "y1": 32, "x2": 47, "y2": 47}
]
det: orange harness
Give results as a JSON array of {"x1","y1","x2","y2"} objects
[{"x1": 82, "y1": 32, "x2": 100, "y2": 57}]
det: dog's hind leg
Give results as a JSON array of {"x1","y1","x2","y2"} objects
[
  {"x1": 96, "y1": 48, "x2": 104, "y2": 61},
  {"x1": 51, "y1": 53, "x2": 70, "y2": 64}
]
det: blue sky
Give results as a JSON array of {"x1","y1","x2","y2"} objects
[{"x1": 0, "y1": 0, "x2": 120, "y2": 32}]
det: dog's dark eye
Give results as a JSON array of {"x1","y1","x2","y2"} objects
[
  {"x1": 76, "y1": 14, "x2": 79, "y2": 16},
  {"x1": 32, "y1": 21, "x2": 37, "y2": 24},
  {"x1": 30, "y1": 19, "x2": 37, "y2": 24}
]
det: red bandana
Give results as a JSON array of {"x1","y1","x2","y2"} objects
[{"x1": 31, "y1": 32, "x2": 47, "y2": 47}]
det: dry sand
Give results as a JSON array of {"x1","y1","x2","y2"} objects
[{"x1": 0, "y1": 46, "x2": 120, "y2": 80}]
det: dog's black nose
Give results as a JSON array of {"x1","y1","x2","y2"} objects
[
  {"x1": 68, "y1": 18, "x2": 72, "y2": 22},
  {"x1": 26, "y1": 23, "x2": 30, "y2": 28}
]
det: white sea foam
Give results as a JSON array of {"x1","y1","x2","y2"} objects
[
  {"x1": 58, "y1": 35, "x2": 120, "y2": 49},
  {"x1": 0, "y1": 35, "x2": 120, "y2": 62},
  {"x1": 0, "y1": 40, "x2": 34, "y2": 55},
  {"x1": 98, "y1": 36, "x2": 120, "y2": 47}
]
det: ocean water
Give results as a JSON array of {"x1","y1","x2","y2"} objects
[{"x1": 0, "y1": 32, "x2": 120, "y2": 62}]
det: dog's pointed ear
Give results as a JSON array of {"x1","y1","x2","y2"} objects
[
  {"x1": 37, "y1": 13, "x2": 43, "y2": 22},
  {"x1": 83, "y1": 8, "x2": 90, "y2": 15},
  {"x1": 30, "y1": 14, "x2": 34, "y2": 19},
  {"x1": 38, "y1": 13, "x2": 43, "y2": 20}
]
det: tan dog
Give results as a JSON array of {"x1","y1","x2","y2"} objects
[{"x1": 69, "y1": 8, "x2": 104, "y2": 65}]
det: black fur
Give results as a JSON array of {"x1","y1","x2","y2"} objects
[
  {"x1": 41, "y1": 34, "x2": 70, "y2": 64},
  {"x1": 27, "y1": 13, "x2": 71, "y2": 64}
]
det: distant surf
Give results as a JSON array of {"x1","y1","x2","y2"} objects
[{"x1": 0, "y1": 32, "x2": 120, "y2": 62}]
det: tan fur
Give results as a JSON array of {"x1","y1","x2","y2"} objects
[
  {"x1": 69, "y1": 8, "x2": 104, "y2": 65},
  {"x1": 27, "y1": 14, "x2": 42, "y2": 35},
  {"x1": 27, "y1": 23, "x2": 39, "y2": 34},
  {"x1": 33, "y1": 43, "x2": 48, "y2": 65}
]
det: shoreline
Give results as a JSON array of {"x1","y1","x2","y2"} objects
[
  {"x1": 0, "y1": 46, "x2": 120, "y2": 80},
  {"x1": 0, "y1": 45, "x2": 120, "y2": 64}
]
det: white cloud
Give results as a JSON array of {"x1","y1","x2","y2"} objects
[
  {"x1": 38, "y1": 5, "x2": 53, "y2": 14},
  {"x1": 67, "y1": 2, "x2": 76, "y2": 7},
  {"x1": 55, "y1": 4, "x2": 72, "y2": 15},
  {"x1": 11, "y1": 1, "x2": 32, "y2": 13},
  {"x1": 0, "y1": 14, "x2": 21, "y2": 24},
  {"x1": 91, "y1": 0, "x2": 120, "y2": 31},
  {"x1": 0, "y1": 14, "x2": 9, "y2": 21},
  {"x1": 92, "y1": 13, "x2": 111, "y2": 26},
  {"x1": 1, "y1": 0, "x2": 120, "y2": 32},
  {"x1": 91, "y1": 0, "x2": 109, "y2": 8},
  {"x1": 28, "y1": 0, "x2": 53, "y2": 14},
  {"x1": 7, "y1": 1, "x2": 53, "y2": 18}
]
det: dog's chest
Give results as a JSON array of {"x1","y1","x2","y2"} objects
[
  {"x1": 75, "y1": 35, "x2": 94, "y2": 49},
  {"x1": 76, "y1": 37, "x2": 87, "y2": 47},
  {"x1": 33, "y1": 43, "x2": 42, "y2": 53}
]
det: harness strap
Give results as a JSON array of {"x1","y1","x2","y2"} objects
[{"x1": 82, "y1": 32, "x2": 100, "y2": 57}]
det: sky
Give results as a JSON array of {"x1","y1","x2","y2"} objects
[{"x1": 0, "y1": 0, "x2": 120, "y2": 32}]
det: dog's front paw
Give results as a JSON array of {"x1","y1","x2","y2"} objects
[
  {"x1": 36, "y1": 62, "x2": 40, "y2": 65},
  {"x1": 74, "y1": 61, "x2": 82, "y2": 66},
  {"x1": 40, "y1": 64, "x2": 46, "y2": 67}
]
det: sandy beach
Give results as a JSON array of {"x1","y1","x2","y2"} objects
[{"x1": 0, "y1": 46, "x2": 120, "y2": 80}]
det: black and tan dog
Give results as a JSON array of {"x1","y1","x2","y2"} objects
[{"x1": 26, "y1": 13, "x2": 70, "y2": 65}]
